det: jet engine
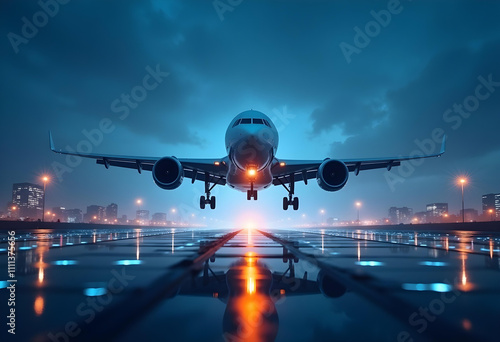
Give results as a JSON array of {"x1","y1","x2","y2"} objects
[
  {"x1": 316, "y1": 159, "x2": 349, "y2": 192},
  {"x1": 317, "y1": 270, "x2": 347, "y2": 298},
  {"x1": 152, "y1": 157, "x2": 184, "y2": 190}
]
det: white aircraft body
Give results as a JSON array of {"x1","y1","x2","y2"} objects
[{"x1": 50, "y1": 110, "x2": 445, "y2": 210}]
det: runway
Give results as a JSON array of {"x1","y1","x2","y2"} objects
[{"x1": 1, "y1": 226, "x2": 500, "y2": 341}]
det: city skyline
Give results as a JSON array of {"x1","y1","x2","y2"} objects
[
  {"x1": 1, "y1": 1, "x2": 499, "y2": 226},
  {"x1": 3, "y1": 180, "x2": 498, "y2": 226}
]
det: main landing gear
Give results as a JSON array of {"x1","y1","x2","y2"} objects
[
  {"x1": 280, "y1": 174, "x2": 299, "y2": 210},
  {"x1": 247, "y1": 181, "x2": 258, "y2": 200},
  {"x1": 200, "y1": 173, "x2": 219, "y2": 210}
]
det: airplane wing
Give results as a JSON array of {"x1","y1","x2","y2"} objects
[
  {"x1": 272, "y1": 136, "x2": 446, "y2": 185},
  {"x1": 49, "y1": 131, "x2": 228, "y2": 185},
  {"x1": 177, "y1": 271, "x2": 320, "y2": 298}
]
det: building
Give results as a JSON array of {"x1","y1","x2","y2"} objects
[
  {"x1": 482, "y1": 193, "x2": 500, "y2": 218},
  {"x1": 460, "y1": 208, "x2": 479, "y2": 222},
  {"x1": 136, "y1": 210, "x2": 150, "y2": 224},
  {"x1": 12, "y1": 183, "x2": 44, "y2": 220},
  {"x1": 117, "y1": 215, "x2": 128, "y2": 224},
  {"x1": 497, "y1": 194, "x2": 500, "y2": 219},
  {"x1": 426, "y1": 203, "x2": 448, "y2": 218},
  {"x1": 50, "y1": 207, "x2": 66, "y2": 222},
  {"x1": 151, "y1": 212, "x2": 167, "y2": 225},
  {"x1": 65, "y1": 209, "x2": 83, "y2": 223},
  {"x1": 86, "y1": 205, "x2": 105, "y2": 222},
  {"x1": 413, "y1": 211, "x2": 428, "y2": 223},
  {"x1": 106, "y1": 203, "x2": 118, "y2": 221},
  {"x1": 388, "y1": 207, "x2": 413, "y2": 224}
]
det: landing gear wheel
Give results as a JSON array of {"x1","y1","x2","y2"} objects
[
  {"x1": 200, "y1": 196, "x2": 206, "y2": 210},
  {"x1": 247, "y1": 190, "x2": 252, "y2": 200},
  {"x1": 293, "y1": 197, "x2": 299, "y2": 210},
  {"x1": 283, "y1": 197, "x2": 289, "y2": 210},
  {"x1": 253, "y1": 191, "x2": 258, "y2": 201},
  {"x1": 210, "y1": 196, "x2": 216, "y2": 209}
]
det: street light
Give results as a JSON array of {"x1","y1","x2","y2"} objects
[
  {"x1": 136, "y1": 199, "x2": 142, "y2": 223},
  {"x1": 489, "y1": 209, "x2": 494, "y2": 221},
  {"x1": 355, "y1": 202, "x2": 362, "y2": 223},
  {"x1": 458, "y1": 177, "x2": 467, "y2": 223},
  {"x1": 319, "y1": 209, "x2": 326, "y2": 224},
  {"x1": 41, "y1": 175, "x2": 49, "y2": 222}
]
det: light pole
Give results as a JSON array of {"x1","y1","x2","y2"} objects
[
  {"x1": 136, "y1": 199, "x2": 142, "y2": 224},
  {"x1": 489, "y1": 209, "x2": 494, "y2": 221},
  {"x1": 320, "y1": 209, "x2": 325, "y2": 225},
  {"x1": 41, "y1": 176, "x2": 49, "y2": 222},
  {"x1": 356, "y1": 202, "x2": 362, "y2": 224},
  {"x1": 458, "y1": 178, "x2": 467, "y2": 223}
]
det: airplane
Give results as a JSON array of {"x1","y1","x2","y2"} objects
[{"x1": 50, "y1": 109, "x2": 446, "y2": 210}]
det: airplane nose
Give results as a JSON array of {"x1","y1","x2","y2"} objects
[{"x1": 231, "y1": 134, "x2": 274, "y2": 171}]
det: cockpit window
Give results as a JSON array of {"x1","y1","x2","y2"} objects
[
  {"x1": 232, "y1": 119, "x2": 241, "y2": 128},
  {"x1": 264, "y1": 119, "x2": 271, "y2": 127},
  {"x1": 240, "y1": 118, "x2": 251, "y2": 124},
  {"x1": 253, "y1": 118, "x2": 264, "y2": 124}
]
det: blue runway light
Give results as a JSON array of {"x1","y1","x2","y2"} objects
[
  {"x1": 52, "y1": 244, "x2": 60, "y2": 247},
  {"x1": 114, "y1": 260, "x2": 142, "y2": 266},
  {"x1": 355, "y1": 261, "x2": 384, "y2": 266},
  {"x1": 0, "y1": 281, "x2": 8, "y2": 289},
  {"x1": 0, "y1": 248, "x2": 6, "y2": 252},
  {"x1": 402, "y1": 283, "x2": 426, "y2": 291},
  {"x1": 430, "y1": 283, "x2": 453, "y2": 292},
  {"x1": 419, "y1": 261, "x2": 447, "y2": 267},
  {"x1": 53, "y1": 260, "x2": 78, "y2": 266},
  {"x1": 402, "y1": 283, "x2": 453, "y2": 292},
  {"x1": 19, "y1": 246, "x2": 31, "y2": 250},
  {"x1": 84, "y1": 287, "x2": 107, "y2": 296}
]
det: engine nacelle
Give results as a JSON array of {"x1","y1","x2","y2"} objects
[
  {"x1": 316, "y1": 159, "x2": 349, "y2": 192},
  {"x1": 317, "y1": 270, "x2": 347, "y2": 298},
  {"x1": 152, "y1": 157, "x2": 184, "y2": 190}
]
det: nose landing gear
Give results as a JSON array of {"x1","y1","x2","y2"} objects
[{"x1": 247, "y1": 182, "x2": 258, "y2": 200}]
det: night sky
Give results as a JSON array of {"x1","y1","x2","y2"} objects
[{"x1": 1, "y1": 0, "x2": 499, "y2": 227}]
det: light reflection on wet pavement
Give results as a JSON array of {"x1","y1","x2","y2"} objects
[{"x1": 1, "y1": 226, "x2": 499, "y2": 341}]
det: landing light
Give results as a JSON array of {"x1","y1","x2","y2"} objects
[
  {"x1": 214, "y1": 161, "x2": 220, "y2": 166},
  {"x1": 248, "y1": 169, "x2": 256, "y2": 177},
  {"x1": 279, "y1": 162, "x2": 286, "y2": 167}
]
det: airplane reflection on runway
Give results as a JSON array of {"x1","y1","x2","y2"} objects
[{"x1": 175, "y1": 250, "x2": 346, "y2": 342}]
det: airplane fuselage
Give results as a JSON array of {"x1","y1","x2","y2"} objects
[{"x1": 224, "y1": 110, "x2": 279, "y2": 192}]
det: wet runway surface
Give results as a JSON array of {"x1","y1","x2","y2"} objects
[{"x1": 1, "y1": 226, "x2": 500, "y2": 341}]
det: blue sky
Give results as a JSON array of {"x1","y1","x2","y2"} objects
[{"x1": 1, "y1": 0, "x2": 499, "y2": 226}]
